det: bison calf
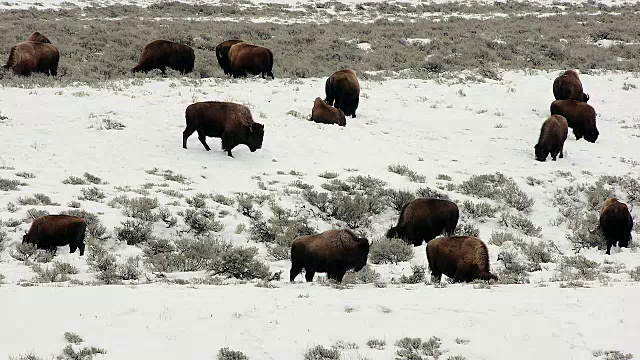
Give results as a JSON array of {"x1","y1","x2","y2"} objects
[
  {"x1": 3, "y1": 41, "x2": 59, "y2": 76},
  {"x1": 132, "y1": 39, "x2": 195, "y2": 75},
  {"x1": 311, "y1": 97, "x2": 346, "y2": 126},
  {"x1": 599, "y1": 198, "x2": 633, "y2": 255},
  {"x1": 534, "y1": 114, "x2": 568, "y2": 162},
  {"x1": 553, "y1": 70, "x2": 589, "y2": 102},
  {"x1": 23, "y1": 215, "x2": 87, "y2": 256},
  {"x1": 550, "y1": 99, "x2": 599, "y2": 143},
  {"x1": 426, "y1": 236, "x2": 498, "y2": 283},
  {"x1": 325, "y1": 69, "x2": 360, "y2": 118},
  {"x1": 386, "y1": 198, "x2": 459, "y2": 247},
  {"x1": 228, "y1": 42, "x2": 274, "y2": 79},
  {"x1": 215, "y1": 39, "x2": 244, "y2": 76},
  {"x1": 290, "y1": 229, "x2": 370, "y2": 283},
  {"x1": 183, "y1": 101, "x2": 264, "y2": 157}
]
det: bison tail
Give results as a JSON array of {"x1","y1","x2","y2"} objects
[{"x1": 386, "y1": 226, "x2": 398, "y2": 239}]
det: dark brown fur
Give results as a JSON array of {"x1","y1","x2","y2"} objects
[
  {"x1": 553, "y1": 70, "x2": 589, "y2": 102},
  {"x1": 386, "y1": 198, "x2": 459, "y2": 247},
  {"x1": 228, "y1": 42, "x2": 274, "y2": 79},
  {"x1": 3, "y1": 41, "x2": 59, "y2": 76},
  {"x1": 534, "y1": 114, "x2": 568, "y2": 162},
  {"x1": 599, "y1": 198, "x2": 633, "y2": 255},
  {"x1": 325, "y1": 69, "x2": 360, "y2": 118},
  {"x1": 27, "y1": 31, "x2": 51, "y2": 44},
  {"x1": 311, "y1": 97, "x2": 346, "y2": 126},
  {"x1": 290, "y1": 229, "x2": 370, "y2": 283},
  {"x1": 215, "y1": 39, "x2": 244, "y2": 76},
  {"x1": 426, "y1": 236, "x2": 498, "y2": 283},
  {"x1": 132, "y1": 40, "x2": 195, "y2": 75},
  {"x1": 22, "y1": 215, "x2": 87, "y2": 256},
  {"x1": 550, "y1": 99, "x2": 599, "y2": 143},
  {"x1": 182, "y1": 101, "x2": 265, "y2": 157}
]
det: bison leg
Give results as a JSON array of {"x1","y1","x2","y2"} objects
[
  {"x1": 221, "y1": 135, "x2": 237, "y2": 158},
  {"x1": 304, "y1": 269, "x2": 315, "y2": 282},
  {"x1": 70, "y1": 244, "x2": 77, "y2": 254},
  {"x1": 335, "y1": 270, "x2": 347, "y2": 283},
  {"x1": 430, "y1": 272, "x2": 442, "y2": 283},
  {"x1": 290, "y1": 264, "x2": 303, "y2": 282},
  {"x1": 183, "y1": 126, "x2": 196, "y2": 149},
  {"x1": 559, "y1": 146, "x2": 564, "y2": 159},
  {"x1": 197, "y1": 131, "x2": 211, "y2": 151},
  {"x1": 606, "y1": 240, "x2": 613, "y2": 255},
  {"x1": 79, "y1": 242, "x2": 85, "y2": 256},
  {"x1": 268, "y1": 71, "x2": 274, "y2": 79},
  {"x1": 573, "y1": 130, "x2": 583, "y2": 140}
]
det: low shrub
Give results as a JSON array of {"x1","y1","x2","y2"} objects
[{"x1": 368, "y1": 238, "x2": 414, "y2": 264}]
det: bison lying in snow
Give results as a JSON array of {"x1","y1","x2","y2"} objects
[
  {"x1": 228, "y1": 42, "x2": 274, "y2": 79},
  {"x1": 599, "y1": 198, "x2": 633, "y2": 255},
  {"x1": 132, "y1": 39, "x2": 195, "y2": 75},
  {"x1": 290, "y1": 229, "x2": 370, "y2": 283},
  {"x1": 387, "y1": 198, "x2": 459, "y2": 247},
  {"x1": 27, "y1": 31, "x2": 51, "y2": 44},
  {"x1": 534, "y1": 114, "x2": 568, "y2": 162},
  {"x1": 325, "y1": 69, "x2": 360, "y2": 118},
  {"x1": 311, "y1": 97, "x2": 346, "y2": 126},
  {"x1": 553, "y1": 70, "x2": 589, "y2": 102},
  {"x1": 23, "y1": 215, "x2": 87, "y2": 256},
  {"x1": 215, "y1": 39, "x2": 244, "y2": 76},
  {"x1": 426, "y1": 236, "x2": 498, "y2": 283},
  {"x1": 550, "y1": 99, "x2": 599, "y2": 143},
  {"x1": 183, "y1": 101, "x2": 264, "y2": 157},
  {"x1": 3, "y1": 41, "x2": 59, "y2": 76}
]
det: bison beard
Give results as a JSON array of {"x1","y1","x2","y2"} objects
[
  {"x1": 599, "y1": 198, "x2": 633, "y2": 255},
  {"x1": 426, "y1": 236, "x2": 498, "y2": 283}
]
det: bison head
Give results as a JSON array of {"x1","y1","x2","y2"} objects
[
  {"x1": 22, "y1": 232, "x2": 33, "y2": 245},
  {"x1": 534, "y1": 144, "x2": 548, "y2": 162},
  {"x1": 247, "y1": 122, "x2": 264, "y2": 152},
  {"x1": 584, "y1": 128, "x2": 599, "y2": 143}
]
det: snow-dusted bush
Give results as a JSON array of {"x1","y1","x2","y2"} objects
[
  {"x1": 461, "y1": 200, "x2": 499, "y2": 221},
  {"x1": 368, "y1": 238, "x2": 414, "y2": 264},
  {"x1": 342, "y1": 264, "x2": 381, "y2": 284},
  {"x1": 31, "y1": 261, "x2": 78, "y2": 283},
  {"x1": 395, "y1": 336, "x2": 445, "y2": 360},
  {"x1": 79, "y1": 186, "x2": 106, "y2": 202},
  {"x1": 453, "y1": 221, "x2": 480, "y2": 237},
  {"x1": 318, "y1": 171, "x2": 339, "y2": 179},
  {"x1": 592, "y1": 349, "x2": 633, "y2": 360},
  {"x1": 0, "y1": 229, "x2": 8, "y2": 252},
  {"x1": 416, "y1": 186, "x2": 450, "y2": 200},
  {"x1": 25, "y1": 208, "x2": 50, "y2": 221},
  {"x1": 217, "y1": 347, "x2": 249, "y2": 360},
  {"x1": 366, "y1": 339, "x2": 386, "y2": 350},
  {"x1": 186, "y1": 193, "x2": 208, "y2": 208},
  {"x1": 61, "y1": 209, "x2": 108, "y2": 241},
  {"x1": 17, "y1": 193, "x2": 58, "y2": 206},
  {"x1": 551, "y1": 255, "x2": 600, "y2": 285},
  {"x1": 499, "y1": 213, "x2": 541, "y2": 237},
  {"x1": 496, "y1": 247, "x2": 530, "y2": 284},
  {"x1": 457, "y1": 173, "x2": 533, "y2": 213},
  {"x1": 10, "y1": 243, "x2": 38, "y2": 262},
  {"x1": 182, "y1": 208, "x2": 224, "y2": 235},
  {"x1": 123, "y1": 196, "x2": 160, "y2": 221},
  {"x1": 209, "y1": 244, "x2": 270, "y2": 280},
  {"x1": 64, "y1": 332, "x2": 83, "y2": 345},
  {"x1": 489, "y1": 230, "x2": 523, "y2": 247},
  {"x1": 87, "y1": 243, "x2": 141, "y2": 284},
  {"x1": 629, "y1": 266, "x2": 640, "y2": 281},
  {"x1": 386, "y1": 189, "x2": 415, "y2": 212},
  {"x1": 304, "y1": 345, "x2": 340, "y2": 360},
  {"x1": 0, "y1": 177, "x2": 27, "y2": 191},
  {"x1": 115, "y1": 219, "x2": 152, "y2": 245},
  {"x1": 401, "y1": 264, "x2": 426, "y2": 284},
  {"x1": 388, "y1": 164, "x2": 426, "y2": 183}
]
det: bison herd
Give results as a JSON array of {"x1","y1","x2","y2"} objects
[{"x1": 3, "y1": 32, "x2": 633, "y2": 284}]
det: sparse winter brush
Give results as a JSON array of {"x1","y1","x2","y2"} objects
[
  {"x1": 64, "y1": 332, "x2": 83, "y2": 345},
  {"x1": 15, "y1": 171, "x2": 35, "y2": 179},
  {"x1": 211, "y1": 194, "x2": 234, "y2": 206},
  {"x1": 186, "y1": 193, "x2": 208, "y2": 208},
  {"x1": 368, "y1": 238, "x2": 413, "y2": 264},
  {"x1": 7, "y1": 202, "x2": 19, "y2": 212},
  {"x1": 62, "y1": 176, "x2": 88, "y2": 185},
  {"x1": 115, "y1": 219, "x2": 152, "y2": 245},
  {"x1": 10, "y1": 243, "x2": 38, "y2": 262},
  {"x1": 318, "y1": 171, "x2": 339, "y2": 179},
  {"x1": 304, "y1": 345, "x2": 340, "y2": 360},
  {"x1": 8, "y1": 353, "x2": 44, "y2": 360},
  {"x1": 629, "y1": 266, "x2": 640, "y2": 281},
  {"x1": 388, "y1": 164, "x2": 426, "y2": 183},
  {"x1": 552, "y1": 255, "x2": 600, "y2": 283},
  {"x1": 489, "y1": 230, "x2": 524, "y2": 247},
  {"x1": 67, "y1": 201, "x2": 81, "y2": 208},
  {"x1": 461, "y1": 200, "x2": 499, "y2": 220},
  {"x1": 302, "y1": 189, "x2": 330, "y2": 213},
  {"x1": 386, "y1": 189, "x2": 415, "y2": 212},
  {"x1": 0, "y1": 177, "x2": 28, "y2": 191},
  {"x1": 0, "y1": 229, "x2": 9, "y2": 252},
  {"x1": 366, "y1": 339, "x2": 386, "y2": 350},
  {"x1": 157, "y1": 207, "x2": 177, "y2": 228},
  {"x1": 17, "y1": 193, "x2": 57, "y2": 206},
  {"x1": 183, "y1": 208, "x2": 224, "y2": 235},
  {"x1": 342, "y1": 264, "x2": 381, "y2": 284},
  {"x1": 217, "y1": 347, "x2": 249, "y2": 360},
  {"x1": 208, "y1": 244, "x2": 270, "y2": 280},
  {"x1": 458, "y1": 172, "x2": 533, "y2": 212},
  {"x1": 592, "y1": 349, "x2": 634, "y2": 360},
  {"x1": 454, "y1": 222, "x2": 480, "y2": 237},
  {"x1": 416, "y1": 187, "x2": 450, "y2": 200},
  {"x1": 79, "y1": 186, "x2": 106, "y2": 202},
  {"x1": 25, "y1": 208, "x2": 50, "y2": 221},
  {"x1": 395, "y1": 336, "x2": 446, "y2": 360},
  {"x1": 400, "y1": 264, "x2": 426, "y2": 284},
  {"x1": 496, "y1": 248, "x2": 530, "y2": 284},
  {"x1": 61, "y1": 209, "x2": 108, "y2": 241},
  {"x1": 236, "y1": 194, "x2": 262, "y2": 220},
  {"x1": 499, "y1": 213, "x2": 541, "y2": 237},
  {"x1": 321, "y1": 178, "x2": 352, "y2": 192},
  {"x1": 31, "y1": 261, "x2": 78, "y2": 283},
  {"x1": 290, "y1": 180, "x2": 313, "y2": 190}
]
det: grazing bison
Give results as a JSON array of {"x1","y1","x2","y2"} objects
[
  {"x1": 386, "y1": 198, "x2": 459, "y2": 247},
  {"x1": 228, "y1": 42, "x2": 274, "y2": 79},
  {"x1": 426, "y1": 236, "x2": 498, "y2": 283},
  {"x1": 132, "y1": 40, "x2": 195, "y2": 75},
  {"x1": 290, "y1": 229, "x2": 370, "y2": 283},
  {"x1": 22, "y1": 215, "x2": 87, "y2": 256},
  {"x1": 215, "y1": 39, "x2": 244, "y2": 76},
  {"x1": 311, "y1": 97, "x2": 346, "y2": 126},
  {"x1": 553, "y1": 70, "x2": 589, "y2": 102},
  {"x1": 183, "y1": 101, "x2": 264, "y2": 157},
  {"x1": 325, "y1": 69, "x2": 360, "y2": 118},
  {"x1": 599, "y1": 198, "x2": 633, "y2": 255},
  {"x1": 27, "y1": 31, "x2": 51, "y2": 44},
  {"x1": 534, "y1": 114, "x2": 568, "y2": 162},
  {"x1": 550, "y1": 99, "x2": 599, "y2": 143},
  {"x1": 3, "y1": 41, "x2": 59, "y2": 76}
]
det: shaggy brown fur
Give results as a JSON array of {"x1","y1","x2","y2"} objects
[
  {"x1": 553, "y1": 70, "x2": 589, "y2": 102},
  {"x1": 325, "y1": 69, "x2": 360, "y2": 118},
  {"x1": 132, "y1": 40, "x2": 195, "y2": 75},
  {"x1": 290, "y1": 229, "x2": 370, "y2": 283},
  {"x1": 215, "y1": 39, "x2": 244, "y2": 76},
  {"x1": 386, "y1": 198, "x2": 459, "y2": 247},
  {"x1": 183, "y1": 101, "x2": 265, "y2": 157},
  {"x1": 534, "y1": 114, "x2": 568, "y2": 161},
  {"x1": 3, "y1": 41, "x2": 59, "y2": 76},
  {"x1": 550, "y1": 99, "x2": 599, "y2": 143},
  {"x1": 27, "y1": 31, "x2": 51, "y2": 44},
  {"x1": 228, "y1": 42, "x2": 274, "y2": 79},
  {"x1": 311, "y1": 97, "x2": 346, "y2": 126},
  {"x1": 599, "y1": 198, "x2": 633, "y2": 255},
  {"x1": 426, "y1": 236, "x2": 498, "y2": 283},
  {"x1": 23, "y1": 215, "x2": 87, "y2": 256}
]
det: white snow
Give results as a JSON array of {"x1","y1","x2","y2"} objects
[{"x1": 356, "y1": 42, "x2": 372, "y2": 51}]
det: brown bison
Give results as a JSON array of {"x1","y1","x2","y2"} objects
[
  {"x1": 553, "y1": 70, "x2": 589, "y2": 102},
  {"x1": 550, "y1": 100, "x2": 599, "y2": 143},
  {"x1": 534, "y1": 114, "x2": 568, "y2": 162},
  {"x1": 228, "y1": 42, "x2": 274, "y2": 79},
  {"x1": 426, "y1": 236, "x2": 498, "y2": 283},
  {"x1": 132, "y1": 40, "x2": 195, "y2": 75},
  {"x1": 27, "y1": 31, "x2": 51, "y2": 44},
  {"x1": 23, "y1": 215, "x2": 87, "y2": 256},
  {"x1": 386, "y1": 198, "x2": 459, "y2": 247},
  {"x1": 325, "y1": 69, "x2": 360, "y2": 118},
  {"x1": 3, "y1": 41, "x2": 59, "y2": 76},
  {"x1": 215, "y1": 39, "x2": 244, "y2": 76},
  {"x1": 183, "y1": 101, "x2": 264, "y2": 157},
  {"x1": 290, "y1": 229, "x2": 370, "y2": 283},
  {"x1": 598, "y1": 198, "x2": 633, "y2": 255},
  {"x1": 311, "y1": 97, "x2": 346, "y2": 126}
]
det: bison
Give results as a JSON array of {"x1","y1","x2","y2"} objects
[
  {"x1": 290, "y1": 229, "x2": 370, "y2": 283},
  {"x1": 550, "y1": 99, "x2": 599, "y2": 143},
  {"x1": 386, "y1": 198, "x2": 459, "y2": 247},
  {"x1": 215, "y1": 39, "x2": 244, "y2": 76},
  {"x1": 3, "y1": 41, "x2": 59, "y2": 76},
  {"x1": 183, "y1": 101, "x2": 264, "y2": 157},
  {"x1": 311, "y1": 97, "x2": 346, "y2": 126},
  {"x1": 599, "y1": 198, "x2": 633, "y2": 255},
  {"x1": 22, "y1": 215, "x2": 87, "y2": 256},
  {"x1": 132, "y1": 40, "x2": 195, "y2": 75},
  {"x1": 553, "y1": 70, "x2": 589, "y2": 102},
  {"x1": 27, "y1": 31, "x2": 51, "y2": 44},
  {"x1": 228, "y1": 42, "x2": 274, "y2": 79},
  {"x1": 426, "y1": 236, "x2": 498, "y2": 283},
  {"x1": 325, "y1": 69, "x2": 360, "y2": 118},
  {"x1": 534, "y1": 114, "x2": 568, "y2": 162}
]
